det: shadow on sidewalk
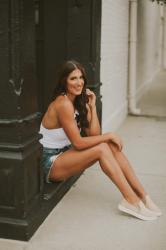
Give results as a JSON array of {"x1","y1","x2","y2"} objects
[{"x1": 137, "y1": 70, "x2": 166, "y2": 118}]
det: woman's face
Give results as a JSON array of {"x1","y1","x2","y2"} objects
[{"x1": 66, "y1": 69, "x2": 84, "y2": 97}]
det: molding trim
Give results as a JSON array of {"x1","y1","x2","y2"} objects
[{"x1": 0, "y1": 112, "x2": 41, "y2": 126}]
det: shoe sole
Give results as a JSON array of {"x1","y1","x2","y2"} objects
[
  {"x1": 151, "y1": 211, "x2": 162, "y2": 217},
  {"x1": 118, "y1": 204, "x2": 157, "y2": 221},
  {"x1": 145, "y1": 206, "x2": 162, "y2": 216}
]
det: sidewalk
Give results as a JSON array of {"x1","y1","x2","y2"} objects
[
  {"x1": 138, "y1": 70, "x2": 166, "y2": 117},
  {"x1": 1, "y1": 117, "x2": 166, "y2": 250},
  {"x1": 0, "y1": 74, "x2": 166, "y2": 250}
]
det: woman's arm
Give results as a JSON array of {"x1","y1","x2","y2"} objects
[
  {"x1": 84, "y1": 89, "x2": 123, "y2": 151},
  {"x1": 56, "y1": 96, "x2": 115, "y2": 150},
  {"x1": 85, "y1": 104, "x2": 101, "y2": 136},
  {"x1": 85, "y1": 89, "x2": 101, "y2": 136}
]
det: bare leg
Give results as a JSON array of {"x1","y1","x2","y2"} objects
[
  {"x1": 49, "y1": 143, "x2": 140, "y2": 204},
  {"x1": 108, "y1": 143, "x2": 162, "y2": 217},
  {"x1": 108, "y1": 143, "x2": 146, "y2": 199}
]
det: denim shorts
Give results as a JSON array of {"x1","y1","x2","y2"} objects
[{"x1": 41, "y1": 145, "x2": 71, "y2": 183}]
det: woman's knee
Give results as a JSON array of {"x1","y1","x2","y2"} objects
[
  {"x1": 96, "y1": 142, "x2": 113, "y2": 157},
  {"x1": 109, "y1": 142, "x2": 119, "y2": 154}
]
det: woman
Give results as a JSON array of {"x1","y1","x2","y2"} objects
[{"x1": 39, "y1": 60, "x2": 162, "y2": 221}]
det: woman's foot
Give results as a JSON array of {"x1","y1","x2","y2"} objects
[
  {"x1": 142, "y1": 195, "x2": 162, "y2": 216},
  {"x1": 118, "y1": 199, "x2": 157, "y2": 221}
]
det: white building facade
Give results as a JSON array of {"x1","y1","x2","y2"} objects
[{"x1": 101, "y1": 0, "x2": 165, "y2": 132}]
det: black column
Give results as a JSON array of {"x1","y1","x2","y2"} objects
[
  {"x1": 0, "y1": 0, "x2": 102, "y2": 241},
  {"x1": 0, "y1": 0, "x2": 43, "y2": 240}
]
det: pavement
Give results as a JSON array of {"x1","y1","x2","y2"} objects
[{"x1": 0, "y1": 71, "x2": 166, "y2": 250}]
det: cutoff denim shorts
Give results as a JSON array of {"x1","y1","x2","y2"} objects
[{"x1": 41, "y1": 145, "x2": 71, "y2": 183}]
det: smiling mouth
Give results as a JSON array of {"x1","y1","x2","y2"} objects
[{"x1": 75, "y1": 88, "x2": 82, "y2": 91}]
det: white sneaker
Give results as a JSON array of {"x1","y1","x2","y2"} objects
[
  {"x1": 143, "y1": 195, "x2": 162, "y2": 216},
  {"x1": 118, "y1": 199, "x2": 157, "y2": 221}
]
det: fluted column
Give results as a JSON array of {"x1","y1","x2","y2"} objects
[{"x1": 0, "y1": 0, "x2": 43, "y2": 240}]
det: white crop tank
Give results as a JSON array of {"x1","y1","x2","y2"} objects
[{"x1": 39, "y1": 111, "x2": 79, "y2": 148}]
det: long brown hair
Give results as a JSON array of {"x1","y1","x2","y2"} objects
[{"x1": 53, "y1": 60, "x2": 89, "y2": 132}]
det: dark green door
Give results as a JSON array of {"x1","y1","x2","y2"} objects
[{"x1": 35, "y1": 0, "x2": 102, "y2": 121}]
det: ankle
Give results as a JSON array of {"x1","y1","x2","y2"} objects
[
  {"x1": 133, "y1": 189, "x2": 147, "y2": 201},
  {"x1": 125, "y1": 196, "x2": 140, "y2": 206},
  {"x1": 141, "y1": 193, "x2": 148, "y2": 203}
]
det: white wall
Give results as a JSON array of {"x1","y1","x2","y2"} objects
[
  {"x1": 164, "y1": 6, "x2": 166, "y2": 69},
  {"x1": 101, "y1": 0, "x2": 161, "y2": 132},
  {"x1": 101, "y1": 0, "x2": 129, "y2": 132},
  {"x1": 136, "y1": 0, "x2": 161, "y2": 100}
]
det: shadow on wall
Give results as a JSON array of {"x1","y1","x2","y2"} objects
[{"x1": 137, "y1": 70, "x2": 166, "y2": 118}]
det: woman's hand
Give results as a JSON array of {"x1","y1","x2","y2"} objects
[
  {"x1": 109, "y1": 133, "x2": 123, "y2": 151},
  {"x1": 86, "y1": 88, "x2": 96, "y2": 109}
]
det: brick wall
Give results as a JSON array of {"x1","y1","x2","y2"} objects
[
  {"x1": 101, "y1": 0, "x2": 129, "y2": 132},
  {"x1": 101, "y1": 0, "x2": 161, "y2": 132}
]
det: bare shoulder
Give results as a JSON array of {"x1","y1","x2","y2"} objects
[
  {"x1": 42, "y1": 95, "x2": 74, "y2": 127},
  {"x1": 55, "y1": 95, "x2": 74, "y2": 114},
  {"x1": 42, "y1": 96, "x2": 68, "y2": 119}
]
